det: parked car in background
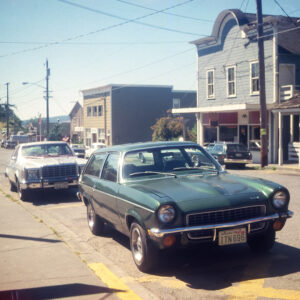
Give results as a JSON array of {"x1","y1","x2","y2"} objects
[
  {"x1": 5, "y1": 141, "x2": 86, "y2": 201},
  {"x1": 4, "y1": 140, "x2": 16, "y2": 149},
  {"x1": 85, "y1": 142, "x2": 106, "y2": 159},
  {"x1": 249, "y1": 140, "x2": 261, "y2": 164},
  {"x1": 210, "y1": 142, "x2": 252, "y2": 168},
  {"x1": 204, "y1": 142, "x2": 215, "y2": 153},
  {"x1": 77, "y1": 141, "x2": 293, "y2": 272},
  {"x1": 71, "y1": 144, "x2": 86, "y2": 158}
]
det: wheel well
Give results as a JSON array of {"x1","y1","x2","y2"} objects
[{"x1": 126, "y1": 215, "x2": 138, "y2": 231}]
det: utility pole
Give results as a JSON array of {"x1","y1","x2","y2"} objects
[
  {"x1": 256, "y1": 0, "x2": 268, "y2": 168},
  {"x1": 46, "y1": 59, "x2": 50, "y2": 139},
  {"x1": 5, "y1": 83, "x2": 9, "y2": 140}
]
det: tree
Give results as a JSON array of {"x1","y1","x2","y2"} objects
[
  {"x1": 49, "y1": 124, "x2": 63, "y2": 141},
  {"x1": 151, "y1": 116, "x2": 196, "y2": 142}
]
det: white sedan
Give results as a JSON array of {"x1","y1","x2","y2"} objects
[
  {"x1": 85, "y1": 143, "x2": 106, "y2": 159},
  {"x1": 5, "y1": 141, "x2": 86, "y2": 201}
]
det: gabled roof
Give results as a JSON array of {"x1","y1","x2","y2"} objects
[
  {"x1": 191, "y1": 9, "x2": 300, "y2": 55},
  {"x1": 69, "y1": 101, "x2": 82, "y2": 118}
]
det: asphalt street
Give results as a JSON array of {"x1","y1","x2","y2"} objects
[{"x1": 1, "y1": 147, "x2": 300, "y2": 300}]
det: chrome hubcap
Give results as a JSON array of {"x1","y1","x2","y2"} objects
[
  {"x1": 132, "y1": 227, "x2": 143, "y2": 263},
  {"x1": 88, "y1": 205, "x2": 95, "y2": 229}
]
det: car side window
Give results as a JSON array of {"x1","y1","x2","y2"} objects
[
  {"x1": 212, "y1": 145, "x2": 224, "y2": 153},
  {"x1": 84, "y1": 154, "x2": 107, "y2": 177},
  {"x1": 101, "y1": 153, "x2": 119, "y2": 182}
]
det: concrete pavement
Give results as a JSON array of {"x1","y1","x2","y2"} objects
[
  {"x1": 248, "y1": 162, "x2": 300, "y2": 173},
  {"x1": 0, "y1": 192, "x2": 120, "y2": 300}
]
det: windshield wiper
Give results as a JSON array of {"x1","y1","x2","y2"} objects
[
  {"x1": 129, "y1": 171, "x2": 177, "y2": 178},
  {"x1": 173, "y1": 166, "x2": 219, "y2": 174}
]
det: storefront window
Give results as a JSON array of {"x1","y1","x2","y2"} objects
[{"x1": 220, "y1": 126, "x2": 237, "y2": 142}]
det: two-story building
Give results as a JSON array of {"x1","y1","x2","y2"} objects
[
  {"x1": 69, "y1": 101, "x2": 84, "y2": 143},
  {"x1": 81, "y1": 84, "x2": 196, "y2": 147},
  {"x1": 173, "y1": 9, "x2": 300, "y2": 164}
]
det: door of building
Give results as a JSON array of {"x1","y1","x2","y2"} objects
[{"x1": 239, "y1": 125, "x2": 248, "y2": 146}]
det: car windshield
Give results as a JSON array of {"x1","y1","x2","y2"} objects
[
  {"x1": 21, "y1": 144, "x2": 74, "y2": 157},
  {"x1": 227, "y1": 144, "x2": 248, "y2": 152},
  {"x1": 122, "y1": 146, "x2": 219, "y2": 180}
]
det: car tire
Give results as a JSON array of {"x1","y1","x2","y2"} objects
[
  {"x1": 130, "y1": 222, "x2": 158, "y2": 273},
  {"x1": 87, "y1": 201, "x2": 105, "y2": 235},
  {"x1": 9, "y1": 180, "x2": 17, "y2": 192},
  {"x1": 247, "y1": 227, "x2": 275, "y2": 253},
  {"x1": 17, "y1": 180, "x2": 31, "y2": 202}
]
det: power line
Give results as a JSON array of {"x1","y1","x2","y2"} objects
[
  {"x1": 0, "y1": 40, "x2": 189, "y2": 45},
  {"x1": 114, "y1": 0, "x2": 213, "y2": 23},
  {"x1": 0, "y1": 0, "x2": 204, "y2": 58},
  {"x1": 273, "y1": 0, "x2": 299, "y2": 27},
  {"x1": 58, "y1": 0, "x2": 201, "y2": 36}
]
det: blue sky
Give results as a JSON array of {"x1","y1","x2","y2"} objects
[{"x1": 0, "y1": 0, "x2": 299, "y2": 120}]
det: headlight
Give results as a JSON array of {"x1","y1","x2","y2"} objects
[
  {"x1": 158, "y1": 205, "x2": 176, "y2": 223},
  {"x1": 26, "y1": 169, "x2": 40, "y2": 180},
  {"x1": 272, "y1": 190, "x2": 289, "y2": 209}
]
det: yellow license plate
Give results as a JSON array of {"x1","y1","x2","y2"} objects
[{"x1": 218, "y1": 228, "x2": 247, "y2": 246}]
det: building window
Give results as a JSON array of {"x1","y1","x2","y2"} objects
[
  {"x1": 93, "y1": 106, "x2": 97, "y2": 116},
  {"x1": 98, "y1": 105, "x2": 103, "y2": 116},
  {"x1": 206, "y1": 69, "x2": 215, "y2": 99},
  {"x1": 87, "y1": 107, "x2": 91, "y2": 117},
  {"x1": 250, "y1": 62, "x2": 259, "y2": 94},
  {"x1": 226, "y1": 66, "x2": 236, "y2": 97},
  {"x1": 173, "y1": 98, "x2": 180, "y2": 109},
  {"x1": 98, "y1": 128, "x2": 105, "y2": 143}
]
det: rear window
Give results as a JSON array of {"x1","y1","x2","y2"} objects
[{"x1": 227, "y1": 144, "x2": 248, "y2": 152}]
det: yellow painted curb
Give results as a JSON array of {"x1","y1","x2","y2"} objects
[{"x1": 89, "y1": 262, "x2": 142, "y2": 300}]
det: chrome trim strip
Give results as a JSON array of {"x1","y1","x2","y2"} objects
[
  {"x1": 80, "y1": 182, "x2": 155, "y2": 213},
  {"x1": 150, "y1": 210, "x2": 293, "y2": 238}
]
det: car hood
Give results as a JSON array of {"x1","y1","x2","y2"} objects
[
  {"x1": 20, "y1": 156, "x2": 86, "y2": 168},
  {"x1": 127, "y1": 173, "x2": 279, "y2": 213}
]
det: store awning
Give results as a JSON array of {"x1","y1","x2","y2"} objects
[
  {"x1": 172, "y1": 103, "x2": 274, "y2": 114},
  {"x1": 272, "y1": 97, "x2": 300, "y2": 114}
]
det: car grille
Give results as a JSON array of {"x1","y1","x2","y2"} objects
[
  {"x1": 187, "y1": 205, "x2": 266, "y2": 240},
  {"x1": 42, "y1": 164, "x2": 77, "y2": 179}
]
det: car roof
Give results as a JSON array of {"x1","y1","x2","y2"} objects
[
  {"x1": 19, "y1": 141, "x2": 69, "y2": 147},
  {"x1": 94, "y1": 141, "x2": 199, "y2": 154}
]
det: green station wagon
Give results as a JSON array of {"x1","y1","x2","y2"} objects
[{"x1": 77, "y1": 141, "x2": 293, "y2": 272}]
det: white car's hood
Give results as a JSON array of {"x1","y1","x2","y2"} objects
[{"x1": 20, "y1": 156, "x2": 86, "y2": 168}]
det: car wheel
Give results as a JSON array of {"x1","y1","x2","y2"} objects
[
  {"x1": 9, "y1": 180, "x2": 17, "y2": 192},
  {"x1": 247, "y1": 227, "x2": 275, "y2": 253},
  {"x1": 130, "y1": 222, "x2": 158, "y2": 272},
  {"x1": 17, "y1": 181, "x2": 31, "y2": 201},
  {"x1": 87, "y1": 201, "x2": 104, "y2": 235}
]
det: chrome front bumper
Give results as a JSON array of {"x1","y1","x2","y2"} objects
[
  {"x1": 149, "y1": 210, "x2": 294, "y2": 238},
  {"x1": 20, "y1": 180, "x2": 79, "y2": 190},
  {"x1": 224, "y1": 158, "x2": 253, "y2": 164}
]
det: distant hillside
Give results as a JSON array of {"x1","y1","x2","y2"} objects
[{"x1": 23, "y1": 115, "x2": 70, "y2": 124}]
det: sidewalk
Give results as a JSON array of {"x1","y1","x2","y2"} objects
[
  {"x1": 248, "y1": 162, "x2": 300, "y2": 173},
  {"x1": 0, "y1": 193, "x2": 119, "y2": 300}
]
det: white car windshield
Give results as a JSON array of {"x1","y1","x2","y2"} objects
[{"x1": 22, "y1": 144, "x2": 73, "y2": 157}]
